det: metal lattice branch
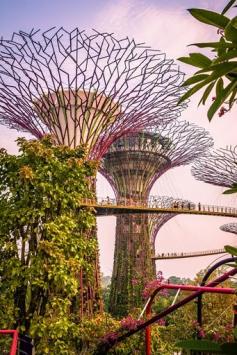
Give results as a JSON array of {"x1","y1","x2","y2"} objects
[
  {"x1": 220, "y1": 223, "x2": 237, "y2": 235},
  {"x1": 100, "y1": 120, "x2": 213, "y2": 198},
  {"x1": 191, "y1": 146, "x2": 237, "y2": 188},
  {"x1": 0, "y1": 28, "x2": 187, "y2": 159},
  {"x1": 148, "y1": 196, "x2": 194, "y2": 245}
]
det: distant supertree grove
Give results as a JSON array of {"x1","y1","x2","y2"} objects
[
  {"x1": 0, "y1": 28, "x2": 188, "y2": 316},
  {"x1": 101, "y1": 121, "x2": 213, "y2": 315},
  {"x1": 192, "y1": 146, "x2": 237, "y2": 188},
  {"x1": 0, "y1": 28, "x2": 186, "y2": 159},
  {"x1": 220, "y1": 223, "x2": 237, "y2": 235}
]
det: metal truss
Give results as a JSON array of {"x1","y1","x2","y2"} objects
[
  {"x1": 192, "y1": 146, "x2": 237, "y2": 188},
  {"x1": 0, "y1": 28, "x2": 186, "y2": 159},
  {"x1": 148, "y1": 196, "x2": 194, "y2": 246},
  {"x1": 220, "y1": 223, "x2": 237, "y2": 235}
]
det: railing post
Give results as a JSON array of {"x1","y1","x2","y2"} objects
[{"x1": 145, "y1": 302, "x2": 152, "y2": 355}]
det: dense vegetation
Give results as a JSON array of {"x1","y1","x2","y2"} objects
[{"x1": 0, "y1": 136, "x2": 101, "y2": 353}]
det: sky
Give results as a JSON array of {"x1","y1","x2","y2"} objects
[{"x1": 0, "y1": 0, "x2": 237, "y2": 279}]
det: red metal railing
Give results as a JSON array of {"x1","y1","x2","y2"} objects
[
  {"x1": 0, "y1": 330, "x2": 18, "y2": 355},
  {"x1": 95, "y1": 268, "x2": 237, "y2": 354},
  {"x1": 145, "y1": 283, "x2": 237, "y2": 355}
]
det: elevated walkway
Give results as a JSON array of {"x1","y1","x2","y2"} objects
[
  {"x1": 152, "y1": 248, "x2": 226, "y2": 260},
  {"x1": 81, "y1": 197, "x2": 237, "y2": 218}
]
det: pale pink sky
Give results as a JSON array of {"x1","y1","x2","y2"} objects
[{"x1": 1, "y1": 0, "x2": 237, "y2": 279}]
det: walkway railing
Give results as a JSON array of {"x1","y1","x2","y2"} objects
[
  {"x1": 80, "y1": 196, "x2": 237, "y2": 217},
  {"x1": 152, "y1": 248, "x2": 226, "y2": 260}
]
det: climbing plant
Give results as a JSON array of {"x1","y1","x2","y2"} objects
[{"x1": 0, "y1": 136, "x2": 101, "y2": 353}]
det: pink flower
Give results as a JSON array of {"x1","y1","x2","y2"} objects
[
  {"x1": 142, "y1": 279, "x2": 162, "y2": 298},
  {"x1": 156, "y1": 318, "x2": 166, "y2": 326},
  {"x1": 131, "y1": 278, "x2": 139, "y2": 285},
  {"x1": 120, "y1": 316, "x2": 143, "y2": 331},
  {"x1": 212, "y1": 332, "x2": 221, "y2": 341},
  {"x1": 198, "y1": 329, "x2": 205, "y2": 338}
]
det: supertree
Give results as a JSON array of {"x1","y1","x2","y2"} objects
[
  {"x1": 100, "y1": 120, "x2": 213, "y2": 316},
  {"x1": 191, "y1": 146, "x2": 237, "y2": 188},
  {"x1": 0, "y1": 28, "x2": 187, "y2": 316},
  {"x1": 220, "y1": 223, "x2": 237, "y2": 235},
  {"x1": 0, "y1": 28, "x2": 187, "y2": 159}
]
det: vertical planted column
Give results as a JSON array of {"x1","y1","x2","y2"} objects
[{"x1": 101, "y1": 122, "x2": 213, "y2": 316}]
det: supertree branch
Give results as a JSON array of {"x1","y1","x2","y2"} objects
[
  {"x1": 220, "y1": 223, "x2": 237, "y2": 235},
  {"x1": 0, "y1": 28, "x2": 187, "y2": 159},
  {"x1": 191, "y1": 146, "x2": 237, "y2": 188},
  {"x1": 100, "y1": 120, "x2": 213, "y2": 199},
  {"x1": 148, "y1": 196, "x2": 194, "y2": 246}
]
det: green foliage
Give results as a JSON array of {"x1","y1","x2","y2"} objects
[
  {"x1": 0, "y1": 136, "x2": 101, "y2": 353},
  {"x1": 177, "y1": 339, "x2": 237, "y2": 354},
  {"x1": 178, "y1": 0, "x2": 237, "y2": 120}
]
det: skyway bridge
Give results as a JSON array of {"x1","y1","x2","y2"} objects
[
  {"x1": 152, "y1": 248, "x2": 226, "y2": 260},
  {"x1": 80, "y1": 197, "x2": 237, "y2": 218}
]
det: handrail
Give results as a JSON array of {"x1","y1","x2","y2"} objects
[
  {"x1": 80, "y1": 197, "x2": 237, "y2": 217},
  {"x1": 152, "y1": 248, "x2": 226, "y2": 260},
  {"x1": 94, "y1": 268, "x2": 237, "y2": 354}
]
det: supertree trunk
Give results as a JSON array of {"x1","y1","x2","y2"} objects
[
  {"x1": 101, "y1": 125, "x2": 213, "y2": 316},
  {"x1": 109, "y1": 213, "x2": 154, "y2": 316}
]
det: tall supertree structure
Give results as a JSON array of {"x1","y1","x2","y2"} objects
[
  {"x1": 192, "y1": 146, "x2": 237, "y2": 188},
  {"x1": 0, "y1": 28, "x2": 187, "y2": 316},
  {"x1": 101, "y1": 120, "x2": 213, "y2": 316},
  {"x1": 220, "y1": 223, "x2": 237, "y2": 235}
]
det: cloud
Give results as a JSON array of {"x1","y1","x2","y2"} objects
[{"x1": 95, "y1": 0, "x2": 217, "y2": 60}]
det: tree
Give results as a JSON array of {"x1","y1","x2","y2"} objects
[
  {"x1": 0, "y1": 136, "x2": 101, "y2": 353},
  {"x1": 178, "y1": 0, "x2": 237, "y2": 120}
]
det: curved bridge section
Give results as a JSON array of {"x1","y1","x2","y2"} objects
[
  {"x1": 152, "y1": 248, "x2": 226, "y2": 260},
  {"x1": 81, "y1": 197, "x2": 237, "y2": 218}
]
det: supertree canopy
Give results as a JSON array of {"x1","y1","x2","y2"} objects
[
  {"x1": 192, "y1": 146, "x2": 237, "y2": 188},
  {"x1": 101, "y1": 120, "x2": 213, "y2": 200},
  {"x1": 101, "y1": 121, "x2": 212, "y2": 316},
  {"x1": 0, "y1": 28, "x2": 187, "y2": 159},
  {"x1": 220, "y1": 223, "x2": 237, "y2": 235}
]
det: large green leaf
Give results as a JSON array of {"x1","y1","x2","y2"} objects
[
  {"x1": 216, "y1": 78, "x2": 224, "y2": 96},
  {"x1": 188, "y1": 8, "x2": 230, "y2": 29},
  {"x1": 207, "y1": 80, "x2": 237, "y2": 120},
  {"x1": 183, "y1": 74, "x2": 209, "y2": 86},
  {"x1": 224, "y1": 245, "x2": 237, "y2": 256},
  {"x1": 178, "y1": 53, "x2": 212, "y2": 68},
  {"x1": 213, "y1": 49, "x2": 237, "y2": 64},
  {"x1": 199, "y1": 81, "x2": 215, "y2": 105},
  {"x1": 179, "y1": 62, "x2": 237, "y2": 104},
  {"x1": 176, "y1": 339, "x2": 222, "y2": 352},
  {"x1": 190, "y1": 42, "x2": 235, "y2": 49},
  {"x1": 179, "y1": 80, "x2": 213, "y2": 104},
  {"x1": 197, "y1": 61, "x2": 237, "y2": 74},
  {"x1": 225, "y1": 17, "x2": 237, "y2": 43}
]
